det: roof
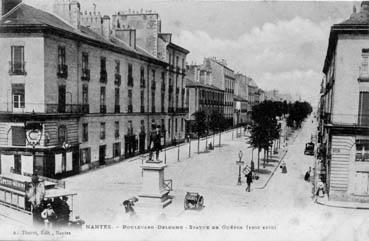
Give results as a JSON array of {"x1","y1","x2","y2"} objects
[
  {"x1": 323, "y1": 2, "x2": 369, "y2": 73},
  {"x1": 0, "y1": 3, "x2": 167, "y2": 66},
  {"x1": 186, "y1": 79, "x2": 224, "y2": 91},
  {"x1": 168, "y1": 41, "x2": 190, "y2": 54},
  {"x1": 248, "y1": 78, "x2": 258, "y2": 88}
]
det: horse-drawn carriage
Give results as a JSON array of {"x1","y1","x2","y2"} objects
[{"x1": 184, "y1": 192, "x2": 204, "y2": 210}]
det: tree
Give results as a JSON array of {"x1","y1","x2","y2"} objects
[
  {"x1": 209, "y1": 110, "x2": 225, "y2": 147},
  {"x1": 192, "y1": 110, "x2": 207, "y2": 153}
]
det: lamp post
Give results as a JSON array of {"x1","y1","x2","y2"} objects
[{"x1": 236, "y1": 150, "x2": 244, "y2": 185}]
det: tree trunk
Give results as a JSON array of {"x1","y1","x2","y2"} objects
[
  {"x1": 257, "y1": 148, "x2": 260, "y2": 172},
  {"x1": 205, "y1": 134, "x2": 208, "y2": 151},
  {"x1": 197, "y1": 136, "x2": 200, "y2": 154},
  {"x1": 263, "y1": 149, "x2": 266, "y2": 168}
]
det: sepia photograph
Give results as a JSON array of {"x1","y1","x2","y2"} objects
[{"x1": 0, "y1": 0, "x2": 369, "y2": 240}]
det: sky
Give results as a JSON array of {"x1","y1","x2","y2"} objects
[{"x1": 24, "y1": 0, "x2": 358, "y2": 104}]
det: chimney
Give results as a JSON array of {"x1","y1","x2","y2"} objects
[
  {"x1": 1, "y1": 0, "x2": 22, "y2": 16},
  {"x1": 102, "y1": 15, "x2": 111, "y2": 39},
  {"x1": 69, "y1": 0, "x2": 80, "y2": 29},
  {"x1": 114, "y1": 29, "x2": 136, "y2": 49}
]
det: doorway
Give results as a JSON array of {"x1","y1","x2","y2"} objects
[{"x1": 99, "y1": 145, "x2": 106, "y2": 165}]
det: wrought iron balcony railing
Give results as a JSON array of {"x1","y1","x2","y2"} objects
[
  {"x1": 57, "y1": 64, "x2": 68, "y2": 78},
  {"x1": 9, "y1": 61, "x2": 26, "y2": 75},
  {"x1": 81, "y1": 68, "x2": 90, "y2": 81}
]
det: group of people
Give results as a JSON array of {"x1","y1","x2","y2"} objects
[{"x1": 34, "y1": 196, "x2": 71, "y2": 227}]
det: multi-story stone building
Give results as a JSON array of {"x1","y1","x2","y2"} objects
[
  {"x1": 247, "y1": 78, "x2": 258, "y2": 121},
  {"x1": 234, "y1": 73, "x2": 249, "y2": 125},
  {"x1": 111, "y1": 10, "x2": 189, "y2": 143},
  {"x1": 0, "y1": 0, "x2": 188, "y2": 178},
  {"x1": 185, "y1": 64, "x2": 224, "y2": 133},
  {"x1": 203, "y1": 57, "x2": 235, "y2": 127},
  {"x1": 318, "y1": 1, "x2": 369, "y2": 202}
]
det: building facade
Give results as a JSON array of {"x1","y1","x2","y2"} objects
[
  {"x1": 234, "y1": 73, "x2": 249, "y2": 125},
  {"x1": 112, "y1": 10, "x2": 189, "y2": 143},
  {"x1": 0, "y1": 0, "x2": 188, "y2": 178},
  {"x1": 203, "y1": 57, "x2": 235, "y2": 127},
  {"x1": 185, "y1": 64, "x2": 224, "y2": 133},
  {"x1": 318, "y1": 1, "x2": 369, "y2": 202}
]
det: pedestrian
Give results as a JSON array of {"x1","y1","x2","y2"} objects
[
  {"x1": 304, "y1": 167, "x2": 311, "y2": 182},
  {"x1": 246, "y1": 171, "x2": 253, "y2": 192},
  {"x1": 316, "y1": 179, "x2": 325, "y2": 197},
  {"x1": 280, "y1": 161, "x2": 287, "y2": 173},
  {"x1": 41, "y1": 203, "x2": 57, "y2": 228}
]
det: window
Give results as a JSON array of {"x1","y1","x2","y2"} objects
[
  {"x1": 58, "y1": 125, "x2": 67, "y2": 144},
  {"x1": 100, "y1": 123, "x2": 106, "y2": 140},
  {"x1": 181, "y1": 118, "x2": 184, "y2": 131},
  {"x1": 100, "y1": 57, "x2": 107, "y2": 83},
  {"x1": 82, "y1": 52, "x2": 89, "y2": 69},
  {"x1": 152, "y1": 119, "x2": 156, "y2": 130},
  {"x1": 128, "y1": 63, "x2": 133, "y2": 86},
  {"x1": 82, "y1": 123, "x2": 88, "y2": 142},
  {"x1": 161, "y1": 90, "x2": 165, "y2": 112},
  {"x1": 12, "y1": 84, "x2": 25, "y2": 109},
  {"x1": 176, "y1": 56, "x2": 179, "y2": 67},
  {"x1": 361, "y1": 49, "x2": 369, "y2": 77},
  {"x1": 80, "y1": 148, "x2": 91, "y2": 164},
  {"x1": 58, "y1": 46, "x2": 66, "y2": 66},
  {"x1": 140, "y1": 90, "x2": 145, "y2": 112},
  {"x1": 10, "y1": 46, "x2": 25, "y2": 75},
  {"x1": 140, "y1": 120, "x2": 145, "y2": 133},
  {"x1": 115, "y1": 121, "x2": 120, "y2": 138},
  {"x1": 359, "y1": 91, "x2": 369, "y2": 126},
  {"x1": 82, "y1": 84, "x2": 88, "y2": 104},
  {"x1": 161, "y1": 119, "x2": 165, "y2": 132},
  {"x1": 151, "y1": 88, "x2": 156, "y2": 113},
  {"x1": 100, "y1": 86, "x2": 106, "y2": 105},
  {"x1": 12, "y1": 126, "x2": 26, "y2": 146},
  {"x1": 356, "y1": 141, "x2": 369, "y2": 162},
  {"x1": 113, "y1": 142, "x2": 121, "y2": 157},
  {"x1": 127, "y1": 120, "x2": 133, "y2": 135},
  {"x1": 175, "y1": 118, "x2": 178, "y2": 133},
  {"x1": 115, "y1": 60, "x2": 120, "y2": 73},
  {"x1": 128, "y1": 89, "x2": 133, "y2": 112},
  {"x1": 140, "y1": 66, "x2": 145, "y2": 87},
  {"x1": 168, "y1": 119, "x2": 171, "y2": 135},
  {"x1": 115, "y1": 88, "x2": 120, "y2": 113}
]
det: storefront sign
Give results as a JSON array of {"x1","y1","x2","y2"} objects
[{"x1": 25, "y1": 122, "x2": 43, "y2": 146}]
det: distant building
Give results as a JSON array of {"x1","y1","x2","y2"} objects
[
  {"x1": 204, "y1": 58, "x2": 235, "y2": 127},
  {"x1": 319, "y1": 1, "x2": 369, "y2": 202},
  {"x1": 247, "y1": 78, "x2": 258, "y2": 121},
  {"x1": 234, "y1": 74, "x2": 249, "y2": 125}
]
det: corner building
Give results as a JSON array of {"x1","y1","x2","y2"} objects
[{"x1": 0, "y1": 0, "x2": 188, "y2": 178}]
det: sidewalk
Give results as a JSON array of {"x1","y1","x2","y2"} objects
[{"x1": 315, "y1": 196, "x2": 369, "y2": 210}]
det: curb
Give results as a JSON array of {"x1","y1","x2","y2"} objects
[{"x1": 314, "y1": 198, "x2": 369, "y2": 210}]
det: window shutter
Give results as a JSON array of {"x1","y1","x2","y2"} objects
[
  {"x1": 12, "y1": 127, "x2": 26, "y2": 146},
  {"x1": 359, "y1": 92, "x2": 369, "y2": 125}
]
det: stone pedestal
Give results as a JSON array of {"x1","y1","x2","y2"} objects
[{"x1": 137, "y1": 160, "x2": 172, "y2": 209}]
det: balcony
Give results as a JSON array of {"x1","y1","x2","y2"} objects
[
  {"x1": 168, "y1": 107, "x2": 175, "y2": 113},
  {"x1": 115, "y1": 73, "x2": 121, "y2": 86},
  {"x1": 128, "y1": 75, "x2": 134, "y2": 87},
  {"x1": 82, "y1": 104, "x2": 89, "y2": 113},
  {"x1": 100, "y1": 70, "x2": 107, "y2": 83},
  {"x1": 57, "y1": 64, "x2": 68, "y2": 79},
  {"x1": 46, "y1": 104, "x2": 85, "y2": 114},
  {"x1": 127, "y1": 104, "x2": 133, "y2": 113},
  {"x1": 115, "y1": 105, "x2": 120, "y2": 113},
  {"x1": 9, "y1": 61, "x2": 26, "y2": 75},
  {"x1": 81, "y1": 68, "x2": 90, "y2": 81},
  {"x1": 176, "y1": 107, "x2": 189, "y2": 114},
  {"x1": 100, "y1": 105, "x2": 106, "y2": 114}
]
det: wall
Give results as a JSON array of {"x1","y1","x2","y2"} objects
[{"x1": 0, "y1": 35, "x2": 45, "y2": 113}]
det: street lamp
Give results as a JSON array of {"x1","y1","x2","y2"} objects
[{"x1": 236, "y1": 150, "x2": 244, "y2": 185}]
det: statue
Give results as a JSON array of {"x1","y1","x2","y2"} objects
[{"x1": 148, "y1": 126, "x2": 162, "y2": 162}]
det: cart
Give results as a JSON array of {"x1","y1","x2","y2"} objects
[{"x1": 184, "y1": 192, "x2": 204, "y2": 210}]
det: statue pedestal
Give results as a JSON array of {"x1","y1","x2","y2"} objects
[{"x1": 137, "y1": 161, "x2": 172, "y2": 209}]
